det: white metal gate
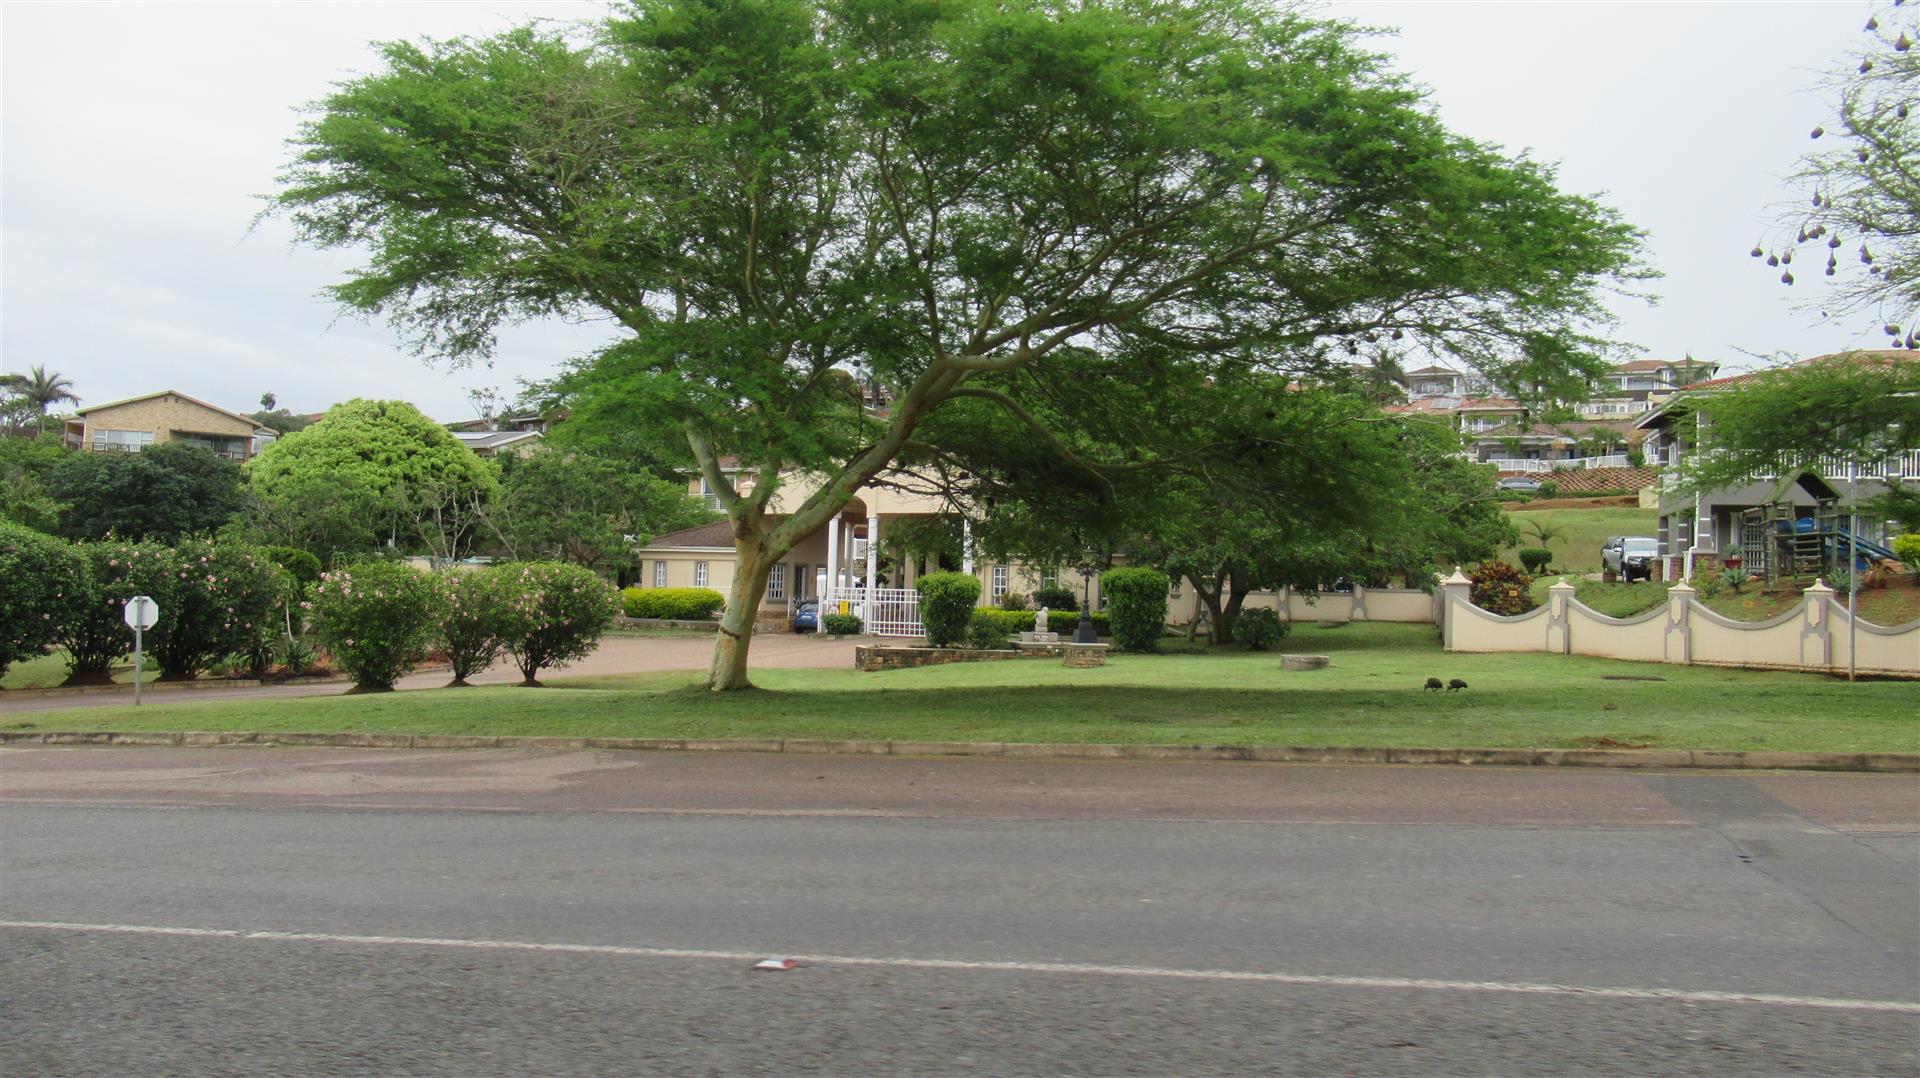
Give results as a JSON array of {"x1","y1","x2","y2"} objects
[{"x1": 821, "y1": 587, "x2": 922, "y2": 637}]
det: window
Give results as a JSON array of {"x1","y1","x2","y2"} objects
[
  {"x1": 694, "y1": 561, "x2": 709, "y2": 588},
  {"x1": 768, "y1": 563, "x2": 787, "y2": 601},
  {"x1": 991, "y1": 564, "x2": 1009, "y2": 601},
  {"x1": 91, "y1": 429, "x2": 153, "y2": 453},
  {"x1": 795, "y1": 564, "x2": 809, "y2": 599},
  {"x1": 653, "y1": 561, "x2": 667, "y2": 588}
]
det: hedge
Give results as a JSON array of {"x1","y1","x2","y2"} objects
[
  {"x1": 147, "y1": 540, "x2": 286, "y2": 681},
  {"x1": 621, "y1": 586, "x2": 726, "y2": 620},
  {"x1": 916, "y1": 571, "x2": 980, "y2": 647},
  {"x1": 821, "y1": 612, "x2": 862, "y2": 636},
  {"x1": 964, "y1": 607, "x2": 1108, "y2": 637},
  {"x1": 1100, "y1": 566, "x2": 1170, "y2": 652},
  {"x1": 0, "y1": 521, "x2": 87, "y2": 679}
]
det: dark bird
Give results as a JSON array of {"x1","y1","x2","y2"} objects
[
  {"x1": 1447, "y1": 678, "x2": 1469, "y2": 692},
  {"x1": 1424, "y1": 677, "x2": 1444, "y2": 692}
]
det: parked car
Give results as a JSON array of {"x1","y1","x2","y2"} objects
[
  {"x1": 1601, "y1": 536, "x2": 1660, "y2": 581},
  {"x1": 1495, "y1": 475, "x2": 1543, "y2": 493},
  {"x1": 791, "y1": 599, "x2": 819, "y2": 633}
]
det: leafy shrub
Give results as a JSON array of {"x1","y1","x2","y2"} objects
[
  {"x1": 1031, "y1": 585, "x2": 1078, "y2": 613},
  {"x1": 1517, "y1": 547, "x2": 1553, "y2": 574},
  {"x1": 276, "y1": 635, "x2": 317, "y2": 677},
  {"x1": 1695, "y1": 572, "x2": 1723, "y2": 599},
  {"x1": 0, "y1": 521, "x2": 86, "y2": 679},
  {"x1": 916, "y1": 571, "x2": 981, "y2": 647},
  {"x1": 963, "y1": 607, "x2": 1108, "y2": 637},
  {"x1": 1892, "y1": 533, "x2": 1920, "y2": 569},
  {"x1": 309, "y1": 560, "x2": 445, "y2": 691},
  {"x1": 489, "y1": 561, "x2": 620, "y2": 686},
  {"x1": 1468, "y1": 561, "x2": 1537, "y2": 616},
  {"x1": 822, "y1": 612, "x2": 862, "y2": 636},
  {"x1": 621, "y1": 586, "x2": 726, "y2": 620},
  {"x1": 1100, "y1": 566, "x2": 1170, "y2": 653},
  {"x1": 1720, "y1": 567, "x2": 1751, "y2": 594},
  {"x1": 259, "y1": 546, "x2": 323, "y2": 589},
  {"x1": 54, "y1": 541, "x2": 170, "y2": 685},
  {"x1": 437, "y1": 570, "x2": 509, "y2": 685},
  {"x1": 1234, "y1": 607, "x2": 1289, "y2": 651},
  {"x1": 149, "y1": 540, "x2": 287, "y2": 681},
  {"x1": 966, "y1": 611, "x2": 1010, "y2": 650},
  {"x1": 1827, "y1": 569, "x2": 1855, "y2": 594},
  {"x1": 1626, "y1": 449, "x2": 1646, "y2": 467},
  {"x1": 998, "y1": 591, "x2": 1029, "y2": 611},
  {"x1": 1537, "y1": 479, "x2": 1558, "y2": 498}
]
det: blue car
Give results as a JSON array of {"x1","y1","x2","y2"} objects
[{"x1": 791, "y1": 599, "x2": 819, "y2": 633}]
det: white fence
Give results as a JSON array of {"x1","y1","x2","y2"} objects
[
  {"x1": 1484, "y1": 455, "x2": 1633, "y2": 474},
  {"x1": 821, "y1": 587, "x2": 922, "y2": 637}
]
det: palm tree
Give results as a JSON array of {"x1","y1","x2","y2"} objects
[{"x1": 4, "y1": 365, "x2": 80, "y2": 415}]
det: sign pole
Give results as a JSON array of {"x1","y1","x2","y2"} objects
[
  {"x1": 124, "y1": 595, "x2": 158, "y2": 707},
  {"x1": 133, "y1": 625, "x2": 144, "y2": 707}
]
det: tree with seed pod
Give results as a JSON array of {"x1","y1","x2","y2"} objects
[
  {"x1": 275, "y1": 0, "x2": 1648, "y2": 690},
  {"x1": 1755, "y1": 1, "x2": 1919, "y2": 338}
]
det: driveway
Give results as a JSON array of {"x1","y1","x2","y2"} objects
[{"x1": 0, "y1": 632, "x2": 866, "y2": 714}]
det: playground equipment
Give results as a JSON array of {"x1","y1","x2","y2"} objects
[{"x1": 1735, "y1": 471, "x2": 1899, "y2": 588}]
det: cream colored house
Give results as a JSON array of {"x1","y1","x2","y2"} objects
[{"x1": 62, "y1": 390, "x2": 276, "y2": 460}]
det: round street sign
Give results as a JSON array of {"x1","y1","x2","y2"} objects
[{"x1": 123, "y1": 595, "x2": 159, "y2": 631}]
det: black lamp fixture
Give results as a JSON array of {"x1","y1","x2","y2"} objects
[{"x1": 1073, "y1": 544, "x2": 1103, "y2": 644}]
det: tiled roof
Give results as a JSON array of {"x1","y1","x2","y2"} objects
[
  {"x1": 641, "y1": 520, "x2": 736, "y2": 549},
  {"x1": 1458, "y1": 397, "x2": 1522, "y2": 411},
  {"x1": 1383, "y1": 398, "x2": 1460, "y2": 415},
  {"x1": 1678, "y1": 348, "x2": 1911, "y2": 390},
  {"x1": 1405, "y1": 365, "x2": 1462, "y2": 377}
]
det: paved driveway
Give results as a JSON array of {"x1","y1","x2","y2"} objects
[{"x1": 0, "y1": 632, "x2": 866, "y2": 714}]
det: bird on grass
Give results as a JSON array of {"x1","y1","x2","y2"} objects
[
  {"x1": 1448, "y1": 678, "x2": 1469, "y2": 692},
  {"x1": 1424, "y1": 677, "x2": 1443, "y2": 691}
]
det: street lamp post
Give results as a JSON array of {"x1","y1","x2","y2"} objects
[{"x1": 1073, "y1": 546, "x2": 1102, "y2": 644}]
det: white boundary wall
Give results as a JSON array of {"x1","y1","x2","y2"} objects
[
  {"x1": 1439, "y1": 575, "x2": 1919, "y2": 677},
  {"x1": 1209, "y1": 586, "x2": 1441, "y2": 625}
]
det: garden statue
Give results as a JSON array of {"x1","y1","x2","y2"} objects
[{"x1": 1035, "y1": 607, "x2": 1049, "y2": 633}]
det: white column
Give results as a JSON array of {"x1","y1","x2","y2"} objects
[
  {"x1": 866, "y1": 515, "x2": 880, "y2": 593},
  {"x1": 825, "y1": 516, "x2": 841, "y2": 603},
  {"x1": 961, "y1": 517, "x2": 974, "y2": 577}
]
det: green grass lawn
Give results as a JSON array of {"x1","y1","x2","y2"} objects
[
  {"x1": 1502, "y1": 505, "x2": 1657, "y2": 573},
  {"x1": 0, "y1": 651, "x2": 166, "y2": 691},
  {"x1": 7, "y1": 624, "x2": 1912, "y2": 755}
]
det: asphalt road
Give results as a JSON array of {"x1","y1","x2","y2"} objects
[{"x1": 2, "y1": 748, "x2": 1916, "y2": 1075}]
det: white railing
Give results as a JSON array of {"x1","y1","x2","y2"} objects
[
  {"x1": 1551, "y1": 454, "x2": 1632, "y2": 470},
  {"x1": 1484, "y1": 459, "x2": 1552, "y2": 473},
  {"x1": 821, "y1": 587, "x2": 922, "y2": 637}
]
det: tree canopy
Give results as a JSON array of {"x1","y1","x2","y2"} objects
[
  {"x1": 278, "y1": 0, "x2": 1647, "y2": 688},
  {"x1": 483, "y1": 449, "x2": 717, "y2": 573},
  {"x1": 48, "y1": 441, "x2": 247, "y2": 543}
]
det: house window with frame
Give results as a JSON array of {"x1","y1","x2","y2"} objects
[
  {"x1": 991, "y1": 564, "x2": 1009, "y2": 601},
  {"x1": 694, "y1": 561, "x2": 709, "y2": 588},
  {"x1": 653, "y1": 561, "x2": 667, "y2": 588},
  {"x1": 91, "y1": 429, "x2": 153, "y2": 453},
  {"x1": 767, "y1": 563, "x2": 787, "y2": 601}
]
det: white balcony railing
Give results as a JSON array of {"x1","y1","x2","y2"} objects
[{"x1": 1485, "y1": 455, "x2": 1633, "y2": 473}]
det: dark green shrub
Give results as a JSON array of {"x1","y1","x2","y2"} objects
[
  {"x1": 0, "y1": 521, "x2": 86, "y2": 679},
  {"x1": 822, "y1": 612, "x2": 862, "y2": 636},
  {"x1": 437, "y1": 570, "x2": 509, "y2": 685},
  {"x1": 1720, "y1": 567, "x2": 1751, "y2": 594},
  {"x1": 998, "y1": 591, "x2": 1029, "y2": 611},
  {"x1": 260, "y1": 546, "x2": 323, "y2": 588},
  {"x1": 916, "y1": 571, "x2": 981, "y2": 647},
  {"x1": 489, "y1": 561, "x2": 621, "y2": 686},
  {"x1": 311, "y1": 560, "x2": 445, "y2": 691},
  {"x1": 150, "y1": 541, "x2": 287, "y2": 681},
  {"x1": 1031, "y1": 585, "x2": 1078, "y2": 613},
  {"x1": 1100, "y1": 566, "x2": 1169, "y2": 653},
  {"x1": 1537, "y1": 479, "x2": 1559, "y2": 498},
  {"x1": 1517, "y1": 547, "x2": 1553, "y2": 574},
  {"x1": 966, "y1": 611, "x2": 1008, "y2": 650},
  {"x1": 1234, "y1": 607, "x2": 1288, "y2": 651},
  {"x1": 621, "y1": 586, "x2": 726, "y2": 620},
  {"x1": 1468, "y1": 561, "x2": 1537, "y2": 616}
]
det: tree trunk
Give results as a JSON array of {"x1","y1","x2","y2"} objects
[
  {"x1": 1190, "y1": 572, "x2": 1228, "y2": 645},
  {"x1": 707, "y1": 534, "x2": 775, "y2": 692}
]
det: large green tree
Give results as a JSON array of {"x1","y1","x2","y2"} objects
[
  {"x1": 277, "y1": 0, "x2": 1645, "y2": 689},
  {"x1": 48, "y1": 442, "x2": 246, "y2": 542},
  {"x1": 242, "y1": 399, "x2": 497, "y2": 561},
  {"x1": 482, "y1": 450, "x2": 716, "y2": 574}
]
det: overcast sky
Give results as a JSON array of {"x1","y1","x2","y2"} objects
[{"x1": 0, "y1": 1, "x2": 1887, "y2": 424}]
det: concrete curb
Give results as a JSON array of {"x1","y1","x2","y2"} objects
[
  {"x1": 2, "y1": 675, "x2": 354, "y2": 699},
  {"x1": 0, "y1": 729, "x2": 1912, "y2": 773}
]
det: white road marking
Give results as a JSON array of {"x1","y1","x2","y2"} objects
[{"x1": 3, "y1": 919, "x2": 1915, "y2": 1014}]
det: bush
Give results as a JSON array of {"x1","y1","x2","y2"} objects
[
  {"x1": 1892, "y1": 533, "x2": 1920, "y2": 569},
  {"x1": 489, "y1": 561, "x2": 620, "y2": 686},
  {"x1": 621, "y1": 586, "x2": 726, "y2": 620},
  {"x1": 1537, "y1": 480, "x2": 1559, "y2": 498},
  {"x1": 259, "y1": 546, "x2": 323, "y2": 589},
  {"x1": 821, "y1": 612, "x2": 862, "y2": 636},
  {"x1": 310, "y1": 560, "x2": 445, "y2": 691},
  {"x1": 1720, "y1": 567, "x2": 1751, "y2": 594},
  {"x1": 149, "y1": 541, "x2": 287, "y2": 681},
  {"x1": 436, "y1": 570, "x2": 509, "y2": 685},
  {"x1": 1468, "y1": 561, "x2": 1537, "y2": 616},
  {"x1": 1626, "y1": 449, "x2": 1646, "y2": 467},
  {"x1": 916, "y1": 571, "x2": 981, "y2": 647},
  {"x1": 1100, "y1": 566, "x2": 1170, "y2": 653},
  {"x1": 1031, "y1": 585, "x2": 1078, "y2": 613},
  {"x1": 1517, "y1": 547, "x2": 1553, "y2": 574},
  {"x1": 52, "y1": 541, "x2": 166, "y2": 685},
  {"x1": 963, "y1": 611, "x2": 1007, "y2": 649},
  {"x1": 1234, "y1": 607, "x2": 1289, "y2": 651},
  {"x1": 0, "y1": 521, "x2": 86, "y2": 679},
  {"x1": 998, "y1": 591, "x2": 1029, "y2": 611}
]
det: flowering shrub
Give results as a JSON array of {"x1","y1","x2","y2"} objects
[
  {"x1": 309, "y1": 560, "x2": 445, "y2": 691},
  {"x1": 147, "y1": 541, "x2": 287, "y2": 681},
  {"x1": 436, "y1": 570, "x2": 508, "y2": 686},
  {"x1": 1469, "y1": 560, "x2": 1537, "y2": 616},
  {"x1": 0, "y1": 522, "x2": 86, "y2": 679},
  {"x1": 56, "y1": 541, "x2": 173, "y2": 685},
  {"x1": 916, "y1": 572, "x2": 981, "y2": 647},
  {"x1": 620, "y1": 587, "x2": 726, "y2": 620},
  {"x1": 1100, "y1": 566, "x2": 1170, "y2": 653},
  {"x1": 489, "y1": 561, "x2": 620, "y2": 686}
]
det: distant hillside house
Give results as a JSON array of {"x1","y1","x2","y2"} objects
[
  {"x1": 61, "y1": 390, "x2": 277, "y2": 461},
  {"x1": 451, "y1": 429, "x2": 544, "y2": 459}
]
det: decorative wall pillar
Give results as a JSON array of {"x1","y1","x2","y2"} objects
[
  {"x1": 1665, "y1": 580, "x2": 1694, "y2": 664},
  {"x1": 1439, "y1": 568, "x2": 1472, "y2": 651},
  {"x1": 1801, "y1": 579, "x2": 1834, "y2": 669},
  {"x1": 865, "y1": 514, "x2": 880, "y2": 594},
  {"x1": 1546, "y1": 578, "x2": 1575, "y2": 654},
  {"x1": 1350, "y1": 583, "x2": 1368, "y2": 621},
  {"x1": 825, "y1": 516, "x2": 841, "y2": 601}
]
